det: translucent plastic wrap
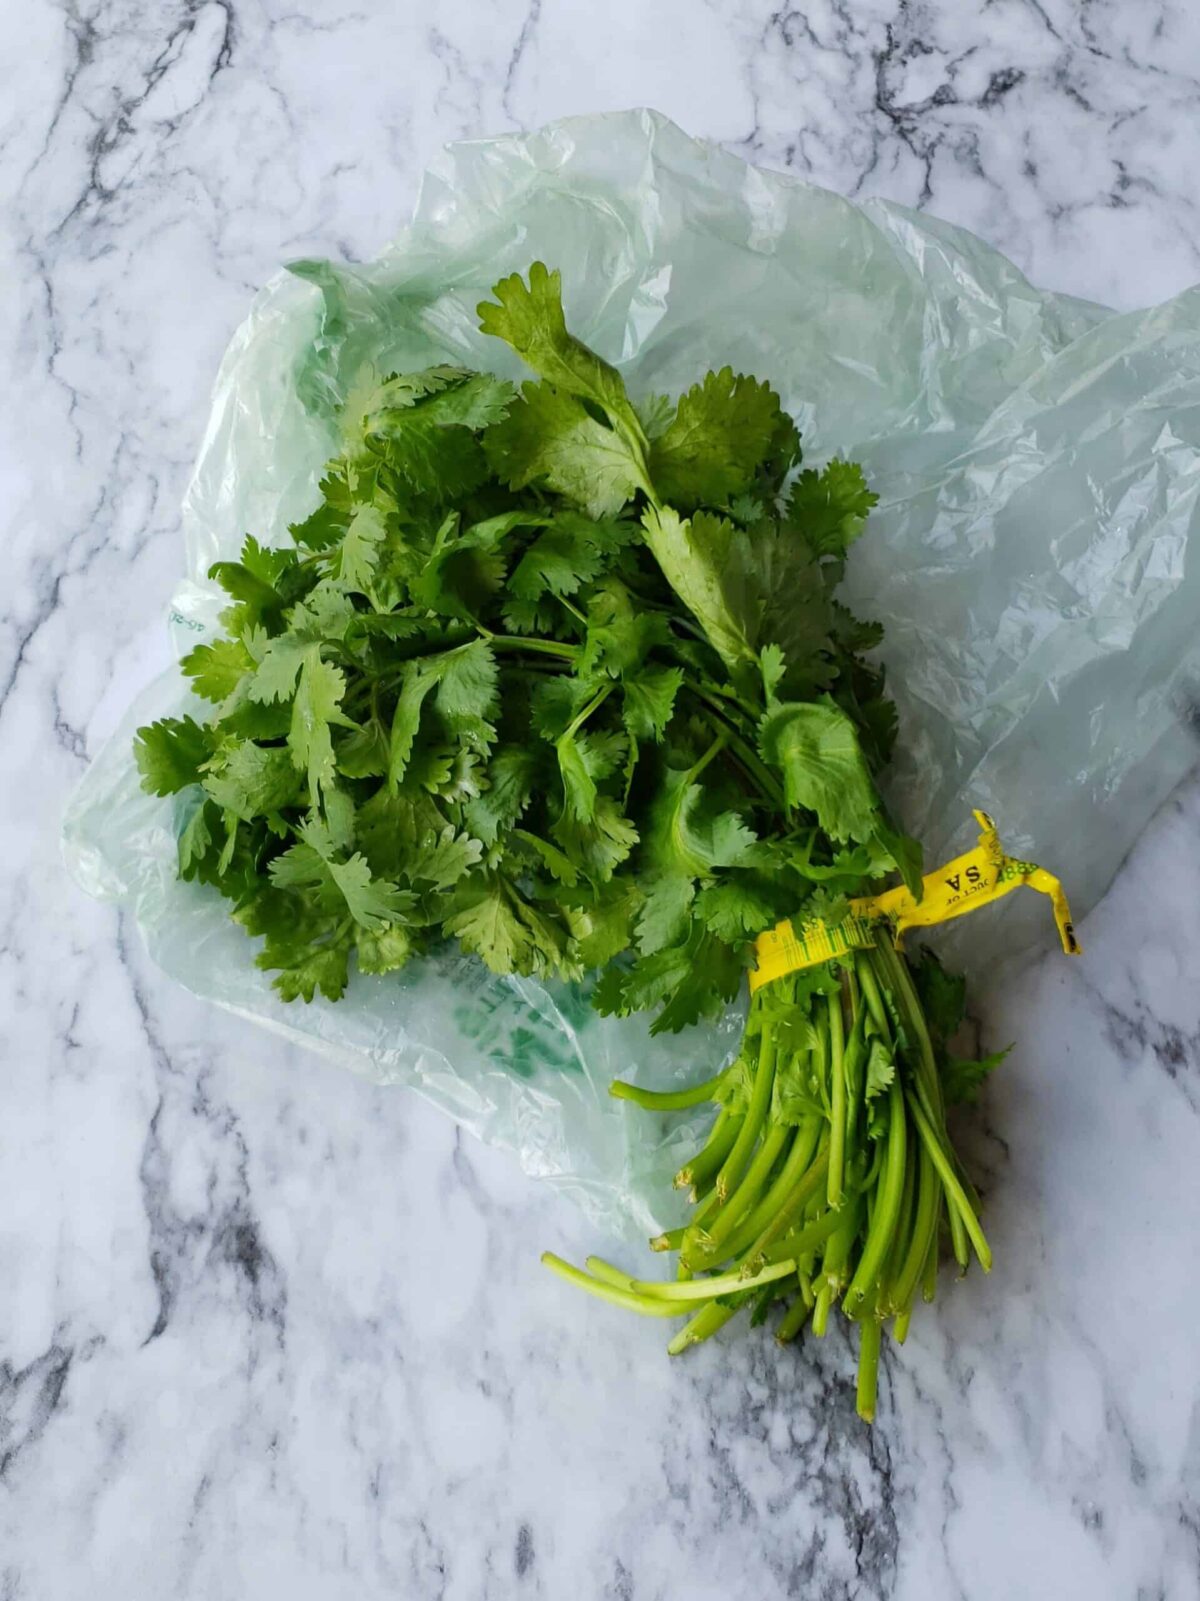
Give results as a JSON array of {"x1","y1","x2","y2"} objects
[{"x1": 64, "y1": 111, "x2": 1200, "y2": 1238}]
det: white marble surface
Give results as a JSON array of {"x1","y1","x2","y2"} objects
[{"x1": 4, "y1": 2, "x2": 1200, "y2": 1597}]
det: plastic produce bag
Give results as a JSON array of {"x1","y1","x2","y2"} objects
[{"x1": 64, "y1": 110, "x2": 1200, "y2": 1239}]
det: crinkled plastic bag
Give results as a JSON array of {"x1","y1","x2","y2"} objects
[{"x1": 64, "y1": 111, "x2": 1200, "y2": 1239}]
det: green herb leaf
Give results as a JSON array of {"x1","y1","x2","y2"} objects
[
  {"x1": 202, "y1": 740, "x2": 301, "y2": 820},
  {"x1": 640, "y1": 504, "x2": 756, "y2": 674},
  {"x1": 758, "y1": 698, "x2": 879, "y2": 842},
  {"x1": 943, "y1": 1046, "x2": 1012, "y2": 1105},
  {"x1": 787, "y1": 459, "x2": 878, "y2": 559},
  {"x1": 484, "y1": 382, "x2": 644, "y2": 519},
  {"x1": 270, "y1": 835, "x2": 413, "y2": 931},
  {"x1": 622, "y1": 666, "x2": 683, "y2": 743},
  {"x1": 134, "y1": 717, "x2": 214, "y2": 796},
  {"x1": 649, "y1": 368, "x2": 787, "y2": 509},
  {"x1": 181, "y1": 637, "x2": 254, "y2": 703},
  {"x1": 356, "y1": 925, "x2": 415, "y2": 976},
  {"x1": 478, "y1": 262, "x2": 645, "y2": 450},
  {"x1": 636, "y1": 873, "x2": 696, "y2": 955},
  {"x1": 912, "y1": 948, "x2": 967, "y2": 1043},
  {"x1": 289, "y1": 649, "x2": 353, "y2": 800},
  {"x1": 338, "y1": 504, "x2": 388, "y2": 592}
]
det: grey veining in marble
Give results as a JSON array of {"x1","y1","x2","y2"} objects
[{"x1": 3, "y1": 3, "x2": 1199, "y2": 1598}]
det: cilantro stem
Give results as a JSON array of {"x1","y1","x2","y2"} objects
[
  {"x1": 719, "y1": 1118, "x2": 821, "y2": 1261},
  {"x1": 676, "y1": 1108, "x2": 742, "y2": 1195},
  {"x1": 667, "y1": 1300, "x2": 736, "y2": 1355},
  {"x1": 812, "y1": 1285, "x2": 833, "y2": 1337},
  {"x1": 844, "y1": 1075, "x2": 908, "y2": 1312},
  {"x1": 812, "y1": 1005, "x2": 831, "y2": 1116},
  {"x1": 694, "y1": 1122, "x2": 790, "y2": 1261},
  {"x1": 922, "y1": 1210, "x2": 941, "y2": 1303},
  {"x1": 844, "y1": 1081, "x2": 907, "y2": 1313},
  {"x1": 700, "y1": 676, "x2": 764, "y2": 725},
  {"x1": 565, "y1": 684, "x2": 613, "y2": 739},
  {"x1": 869, "y1": 938, "x2": 943, "y2": 1123},
  {"x1": 867, "y1": 936, "x2": 975, "y2": 1271},
  {"x1": 946, "y1": 1190, "x2": 970, "y2": 1271},
  {"x1": 859, "y1": 1135, "x2": 885, "y2": 1194},
  {"x1": 776, "y1": 1292, "x2": 811, "y2": 1345},
  {"x1": 429, "y1": 510, "x2": 457, "y2": 559},
  {"x1": 841, "y1": 1010, "x2": 866, "y2": 1149},
  {"x1": 740, "y1": 1148, "x2": 831, "y2": 1272},
  {"x1": 800, "y1": 1259, "x2": 826, "y2": 1318},
  {"x1": 687, "y1": 1175, "x2": 727, "y2": 1234},
  {"x1": 827, "y1": 989, "x2": 848, "y2": 1208},
  {"x1": 540, "y1": 1254, "x2": 690, "y2": 1317},
  {"x1": 889, "y1": 1145, "x2": 938, "y2": 1316},
  {"x1": 880, "y1": 1124, "x2": 918, "y2": 1315},
  {"x1": 626, "y1": 1257, "x2": 798, "y2": 1302},
  {"x1": 906, "y1": 1092, "x2": 992, "y2": 1271},
  {"x1": 610, "y1": 1065, "x2": 730, "y2": 1111},
  {"x1": 856, "y1": 1317, "x2": 883, "y2": 1422},
  {"x1": 684, "y1": 729, "x2": 729, "y2": 786},
  {"x1": 711, "y1": 1018, "x2": 775, "y2": 1202},
  {"x1": 751, "y1": 1205, "x2": 843, "y2": 1271},
  {"x1": 486, "y1": 634, "x2": 580, "y2": 660},
  {"x1": 812, "y1": 1188, "x2": 862, "y2": 1336},
  {"x1": 584, "y1": 1256, "x2": 637, "y2": 1290},
  {"x1": 721, "y1": 739, "x2": 785, "y2": 810},
  {"x1": 689, "y1": 687, "x2": 786, "y2": 807},
  {"x1": 856, "y1": 956, "x2": 891, "y2": 1039}
]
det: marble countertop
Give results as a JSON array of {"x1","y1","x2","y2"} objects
[{"x1": 5, "y1": 3, "x2": 1200, "y2": 1597}]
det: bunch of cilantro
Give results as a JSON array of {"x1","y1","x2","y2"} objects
[{"x1": 137, "y1": 264, "x2": 996, "y2": 1418}]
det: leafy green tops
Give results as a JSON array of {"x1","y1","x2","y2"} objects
[{"x1": 136, "y1": 264, "x2": 916, "y2": 1029}]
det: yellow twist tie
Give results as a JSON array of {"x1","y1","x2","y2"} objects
[{"x1": 749, "y1": 811, "x2": 1080, "y2": 993}]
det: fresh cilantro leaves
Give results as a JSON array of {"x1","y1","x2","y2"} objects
[
  {"x1": 137, "y1": 262, "x2": 915, "y2": 1026},
  {"x1": 135, "y1": 717, "x2": 214, "y2": 796},
  {"x1": 649, "y1": 368, "x2": 791, "y2": 509}
]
